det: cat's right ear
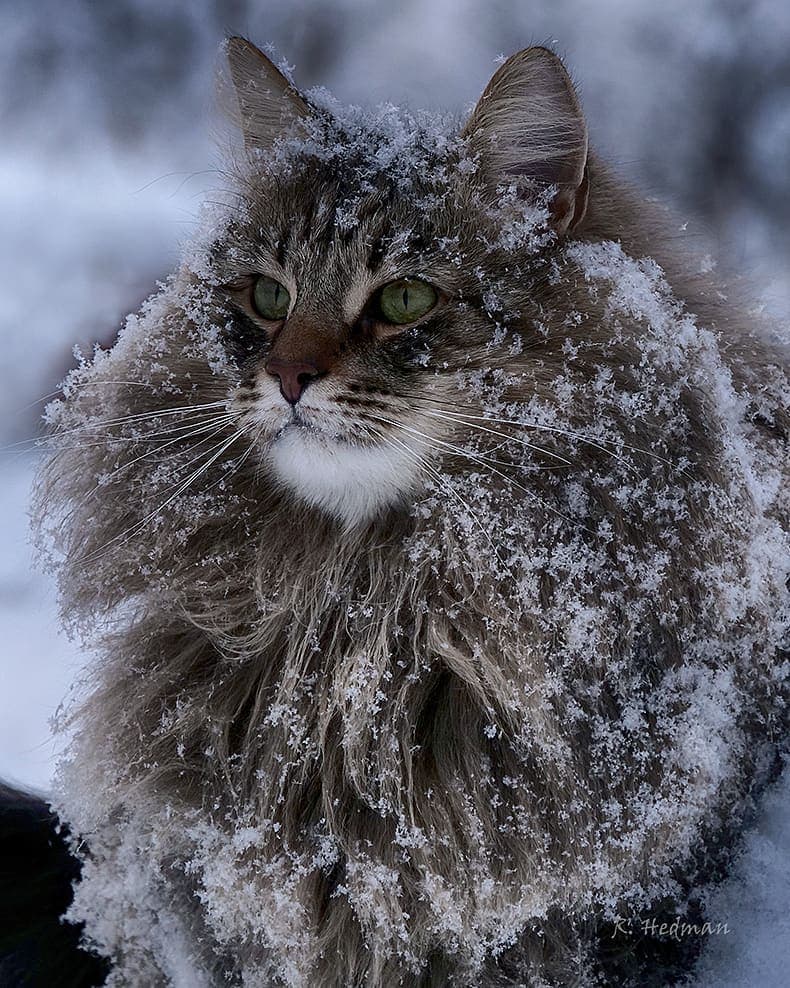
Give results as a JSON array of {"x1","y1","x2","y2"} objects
[
  {"x1": 221, "y1": 37, "x2": 311, "y2": 151},
  {"x1": 462, "y1": 48, "x2": 589, "y2": 234}
]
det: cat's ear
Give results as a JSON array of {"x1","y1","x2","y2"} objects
[
  {"x1": 222, "y1": 37, "x2": 311, "y2": 151},
  {"x1": 463, "y1": 48, "x2": 589, "y2": 234}
]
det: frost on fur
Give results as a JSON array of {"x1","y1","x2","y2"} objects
[{"x1": 33, "y1": 42, "x2": 789, "y2": 988}]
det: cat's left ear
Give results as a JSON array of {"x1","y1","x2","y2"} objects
[
  {"x1": 222, "y1": 37, "x2": 311, "y2": 151},
  {"x1": 463, "y1": 48, "x2": 589, "y2": 234}
]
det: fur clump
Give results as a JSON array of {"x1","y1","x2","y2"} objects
[{"x1": 31, "y1": 39, "x2": 789, "y2": 987}]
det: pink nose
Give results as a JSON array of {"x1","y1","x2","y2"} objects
[{"x1": 264, "y1": 357, "x2": 321, "y2": 405}]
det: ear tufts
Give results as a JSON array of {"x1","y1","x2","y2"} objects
[
  {"x1": 222, "y1": 36, "x2": 311, "y2": 152},
  {"x1": 463, "y1": 47, "x2": 589, "y2": 234}
]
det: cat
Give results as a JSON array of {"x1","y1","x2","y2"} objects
[{"x1": 4, "y1": 35, "x2": 788, "y2": 987}]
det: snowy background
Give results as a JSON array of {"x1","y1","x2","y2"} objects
[{"x1": 0, "y1": 1, "x2": 788, "y2": 983}]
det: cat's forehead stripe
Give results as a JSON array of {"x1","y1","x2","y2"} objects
[
  {"x1": 343, "y1": 272, "x2": 377, "y2": 326},
  {"x1": 275, "y1": 231, "x2": 289, "y2": 268},
  {"x1": 366, "y1": 235, "x2": 387, "y2": 273}
]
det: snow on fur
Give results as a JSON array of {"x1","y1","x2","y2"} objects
[{"x1": 33, "y1": 51, "x2": 789, "y2": 988}]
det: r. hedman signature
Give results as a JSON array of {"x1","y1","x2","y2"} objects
[{"x1": 612, "y1": 917, "x2": 730, "y2": 941}]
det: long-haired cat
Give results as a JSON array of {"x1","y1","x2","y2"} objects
[{"x1": 4, "y1": 37, "x2": 788, "y2": 987}]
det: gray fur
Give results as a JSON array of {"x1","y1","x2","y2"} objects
[{"x1": 33, "y1": 42, "x2": 788, "y2": 987}]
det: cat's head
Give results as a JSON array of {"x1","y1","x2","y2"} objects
[{"x1": 209, "y1": 38, "x2": 590, "y2": 527}]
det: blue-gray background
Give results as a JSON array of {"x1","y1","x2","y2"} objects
[{"x1": 0, "y1": 4, "x2": 788, "y2": 981}]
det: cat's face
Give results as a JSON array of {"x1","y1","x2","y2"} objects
[
  {"x1": 216, "y1": 155, "x2": 515, "y2": 528},
  {"x1": 217, "y1": 160, "x2": 471, "y2": 527},
  {"x1": 206, "y1": 41, "x2": 589, "y2": 527}
]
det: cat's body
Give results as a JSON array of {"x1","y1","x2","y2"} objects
[{"x1": 9, "y1": 39, "x2": 788, "y2": 987}]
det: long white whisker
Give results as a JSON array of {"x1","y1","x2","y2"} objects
[
  {"x1": 364, "y1": 413, "x2": 528, "y2": 476},
  {"x1": 198, "y1": 431, "x2": 258, "y2": 498},
  {"x1": 424, "y1": 408, "x2": 643, "y2": 472},
  {"x1": 417, "y1": 409, "x2": 572, "y2": 466},
  {"x1": 57, "y1": 411, "x2": 236, "y2": 444},
  {"x1": 85, "y1": 416, "x2": 237, "y2": 497},
  {"x1": 383, "y1": 431, "x2": 511, "y2": 572},
  {"x1": 75, "y1": 430, "x2": 244, "y2": 564},
  {"x1": 13, "y1": 380, "x2": 172, "y2": 417},
  {"x1": 4, "y1": 401, "x2": 233, "y2": 453},
  {"x1": 368, "y1": 412, "x2": 594, "y2": 536},
  {"x1": 390, "y1": 388, "x2": 669, "y2": 469}
]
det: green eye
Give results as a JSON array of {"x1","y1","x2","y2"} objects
[
  {"x1": 379, "y1": 279, "x2": 438, "y2": 325},
  {"x1": 252, "y1": 276, "x2": 290, "y2": 320}
]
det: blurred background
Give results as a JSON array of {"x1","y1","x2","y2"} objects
[{"x1": 1, "y1": 0, "x2": 789, "y2": 788}]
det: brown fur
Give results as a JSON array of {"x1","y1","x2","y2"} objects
[{"x1": 33, "y1": 41, "x2": 788, "y2": 987}]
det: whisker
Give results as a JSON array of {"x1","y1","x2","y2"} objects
[
  {"x1": 361, "y1": 411, "x2": 539, "y2": 475},
  {"x1": 4, "y1": 401, "x2": 233, "y2": 453},
  {"x1": 197, "y1": 431, "x2": 258, "y2": 499},
  {"x1": 13, "y1": 380, "x2": 174, "y2": 417},
  {"x1": 84, "y1": 416, "x2": 237, "y2": 497},
  {"x1": 389, "y1": 387, "x2": 670, "y2": 470},
  {"x1": 64, "y1": 411, "x2": 236, "y2": 442},
  {"x1": 418, "y1": 410, "x2": 572, "y2": 466},
  {"x1": 75, "y1": 429, "x2": 245, "y2": 564},
  {"x1": 421, "y1": 407, "x2": 631, "y2": 472},
  {"x1": 356, "y1": 413, "x2": 541, "y2": 473},
  {"x1": 382, "y1": 431, "x2": 511, "y2": 572},
  {"x1": 367, "y1": 412, "x2": 594, "y2": 536},
  {"x1": 13, "y1": 417, "x2": 237, "y2": 459},
  {"x1": 427, "y1": 407, "x2": 666, "y2": 472}
]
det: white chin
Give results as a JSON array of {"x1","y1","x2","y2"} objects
[{"x1": 267, "y1": 428, "x2": 419, "y2": 528}]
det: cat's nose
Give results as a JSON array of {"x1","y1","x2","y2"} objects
[{"x1": 264, "y1": 357, "x2": 321, "y2": 405}]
